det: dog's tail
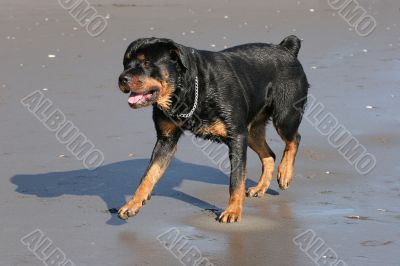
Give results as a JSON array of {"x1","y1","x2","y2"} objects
[{"x1": 280, "y1": 35, "x2": 301, "y2": 57}]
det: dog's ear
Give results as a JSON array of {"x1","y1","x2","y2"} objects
[
  {"x1": 147, "y1": 38, "x2": 190, "y2": 70},
  {"x1": 124, "y1": 38, "x2": 190, "y2": 70},
  {"x1": 168, "y1": 43, "x2": 190, "y2": 70}
]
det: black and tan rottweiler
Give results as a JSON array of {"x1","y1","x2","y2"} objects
[{"x1": 117, "y1": 36, "x2": 309, "y2": 223}]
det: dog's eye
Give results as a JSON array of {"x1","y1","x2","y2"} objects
[{"x1": 143, "y1": 60, "x2": 151, "y2": 68}]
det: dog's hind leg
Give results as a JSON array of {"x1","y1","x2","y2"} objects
[
  {"x1": 272, "y1": 78, "x2": 307, "y2": 190},
  {"x1": 246, "y1": 114, "x2": 276, "y2": 197},
  {"x1": 275, "y1": 129, "x2": 300, "y2": 190}
]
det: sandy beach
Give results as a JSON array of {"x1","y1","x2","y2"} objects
[{"x1": 1, "y1": 0, "x2": 399, "y2": 265}]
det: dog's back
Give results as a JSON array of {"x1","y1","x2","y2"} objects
[
  {"x1": 117, "y1": 36, "x2": 309, "y2": 222},
  {"x1": 194, "y1": 35, "x2": 308, "y2": 125}
]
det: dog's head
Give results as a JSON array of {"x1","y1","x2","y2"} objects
[{"x1": 118, "y1": 37, "x2": 190, "y2": 110}]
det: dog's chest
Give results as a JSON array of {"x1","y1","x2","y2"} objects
[{"x1": 181, "y1": 118, "x2": 228, "y2": 143}]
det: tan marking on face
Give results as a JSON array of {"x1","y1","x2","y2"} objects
[
  {"x1": 128, "y1": 70, "x2": 174, "y2": 109},
  {"x1": 137, "y1": 54, "x2": 145, "y2": 61},
  {"x1": 142, "y1": 78, "x2": 161, "y2": 90},
  {"x1": 197, "y1": 120, "x2": 228, "y2": 137},
  {"x1": 130, "y1": 75, "x2": 141, "y2": 88},
  {"x1": 156, "y1": 80, "x2": 174, "y2": 111},
  {"x1": 129, "y1": 77, "x2": 162, "y2": 92},
  {"x1": 162, "y1": 70, "x2": 169, "y2": 77}
]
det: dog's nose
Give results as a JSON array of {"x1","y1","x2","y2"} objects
[
  {"x1": 118, "y1": 74, "x2": 131, "y2": 93},
  {"x1": 119, "y1": 75, "x2": 130, "y2": 84}
]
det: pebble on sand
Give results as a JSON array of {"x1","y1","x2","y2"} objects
[
  {"x1": 346, "y1": 215, "x2": 369, "y2": 220},
  {"x1": 48, "y1": 54, "x2": 56, "y2": 58},
  {"x1": 365, "y1": 105, "x2": 374, "y2": 109}
]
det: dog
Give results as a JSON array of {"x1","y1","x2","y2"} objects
[{"x1": 117, "y1": 36, "x2": 309, "y2": 223}]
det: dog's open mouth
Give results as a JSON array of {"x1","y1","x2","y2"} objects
[{"x1": 128, "y1": 89, "x2": 159, "y2": 108}]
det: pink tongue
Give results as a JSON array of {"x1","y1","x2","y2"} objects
[{"x1": 128, "y1": 94, "x2": 144, "y2": 104}]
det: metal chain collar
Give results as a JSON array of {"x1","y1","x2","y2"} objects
[{"x1": 176, "y1": 76, "x2": 198, "y2": 118}]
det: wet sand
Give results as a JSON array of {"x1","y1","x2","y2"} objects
[{"x1": 1, "y1": 0, "x2": 399, "y2": 265}]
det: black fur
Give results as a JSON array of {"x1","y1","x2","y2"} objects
[{"x1": 117, "y1": 36, "x2": 309, "y2": 222}]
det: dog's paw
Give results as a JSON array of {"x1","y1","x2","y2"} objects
[
  {"x1": 117, "y1": 203, "x2": 141, "y2": 220},
  {"x1": 117, "y1": 195, "x2": 151, "y2": 220},
  {"x1": 246, "y1": 186, "x2": 268, "y2": 198},
  {"x1": 218, "y1": 208, "x2": 242, "y2": 223},
  {"x1": 277, "y1": 170, "x2": 293, "y2": 190}
]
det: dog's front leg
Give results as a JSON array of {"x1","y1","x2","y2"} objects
[
  {"x1": 118, "y1": 135, "x2": 179, "y2": 220},
  {"x1": 219, "y1": 134, "x2": 247, "y2": 223}
]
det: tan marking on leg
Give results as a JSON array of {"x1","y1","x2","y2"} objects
[
  {"x1": 219, "y1": 180, "x2": 245, "y2": 223},
  {"x1": 246, "y1": 126, "x2": 275, "y2": 197},
  {"x1": 135, "y1": 161, "x2": 166, "y2": 196},
  {"x1": 197, "y1": 120, "x2": 228, "y2": 138},
  {"x1": 118, "y1": 146, "x2": 176, "y2": 220},
  {"x1": 158, "y1": 119, "x2": 180, "y2": 137},
  {"x1": 278, "y1": 138, "x2": 299, "y2": 190},
  {"x1": 247, "y1": 157, "x2": 275, "y2": 197}
]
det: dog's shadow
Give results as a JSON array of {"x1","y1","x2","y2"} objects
[{"x1": 10, "y1": 158, "x2": 279, "y2": 225}]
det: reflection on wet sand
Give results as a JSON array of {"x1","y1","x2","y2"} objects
[{"x1": 182, "y1": 200, "x2": 304, "y2": 266}]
